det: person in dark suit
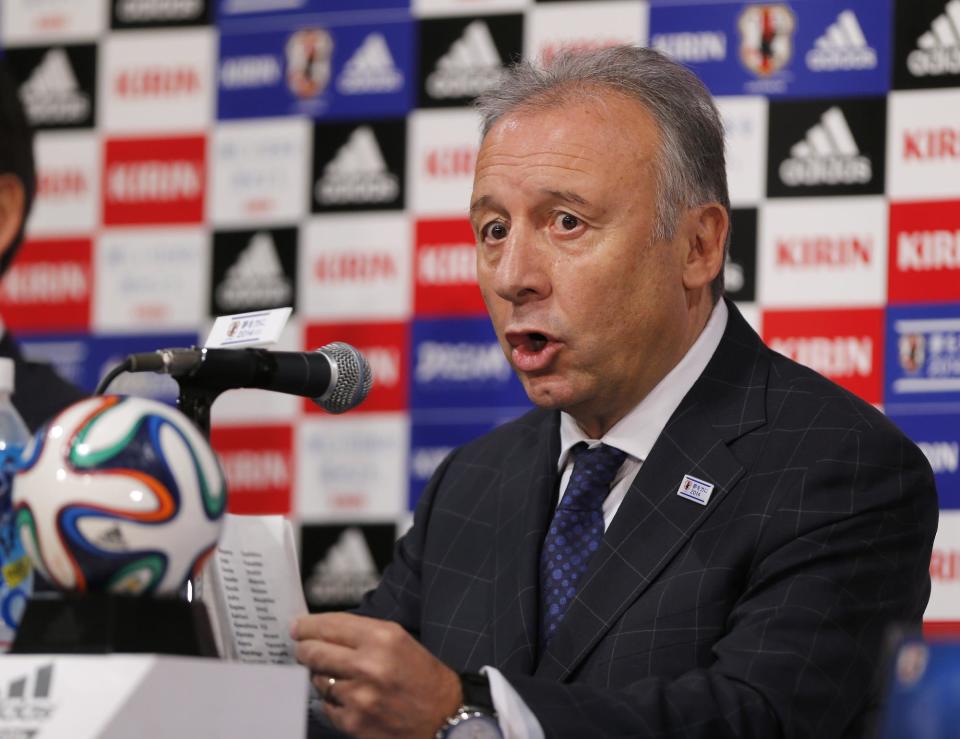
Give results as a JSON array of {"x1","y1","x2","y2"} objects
[
  {"x1": 292, "y1": 47, "x2": 938, "y2": 739},
  {"x1": 0, "y1": 62, "x2": 85, "y2": 431}
]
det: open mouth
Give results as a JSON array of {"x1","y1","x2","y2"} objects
[
  {"x1": 507, "y1": 330, "x2": 551, "y2": 351},
  {"x1": 527, "y1": 332, "x2": 548, "y2": 352},
  {"x1": 505, "y1": 330, "x2": 560, "y2": 372}
]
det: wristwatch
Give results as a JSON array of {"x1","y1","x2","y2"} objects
[{"x1": 435, "y1": 672, "x2": 503, "y2": 739}]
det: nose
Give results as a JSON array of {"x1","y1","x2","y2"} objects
[{"x1": 486, "y1": 227, "x2": 551, "y2": 306}]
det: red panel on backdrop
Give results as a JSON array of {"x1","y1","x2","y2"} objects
[
  {"x1": 103, "y1": 135, "x2": 206, "y2": 226},
  {"x1": 211, "y1": 424, "x2": 294, "y2": 515},
  {"x1": 0, "y1": 238, "x2": 92, "y2": 332},
  {"x1": 762, "y1": 307, "x2": 884, "y2": 404},
  {"x1": 923, "y1": 622, "x2": 960, "y2": 638},
  {"x1": 889, "y1": 200, "x2": 960, "y2": 305},
  {"x1": 304, "y1": 321, "x2": 408, "y2": 414},
  {"x1": 414, "y1": 218, "x2": 485, "y2": 316}
]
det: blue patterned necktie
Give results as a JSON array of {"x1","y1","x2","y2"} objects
[{"x1": 540, "y1": 442, "x2": 627, "y2": 650}]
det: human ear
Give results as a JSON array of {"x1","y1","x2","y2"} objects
[
  {"x1": 681, "y1": 203, "x2": 728, "y2": 292},
  {"x1": 0, "y1": 174, "x2": 26, "y2": 261}
]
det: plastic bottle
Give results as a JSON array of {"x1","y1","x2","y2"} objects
[{"x1": 0, "y1": 357, "x2": 33, "y2": 650}]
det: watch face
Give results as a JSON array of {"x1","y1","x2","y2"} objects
[{"x1": 446, "y1": 714, "x2": 502, "y2": 739}]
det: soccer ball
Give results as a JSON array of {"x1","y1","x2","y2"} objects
[{"x1": 12, "y1": 396, "x2": 227, "y2": 596}]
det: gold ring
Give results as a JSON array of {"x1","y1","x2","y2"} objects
[{"x1": 323, "y1": 676, "x2": 337, "y2": 703}]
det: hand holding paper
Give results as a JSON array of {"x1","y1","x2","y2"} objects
[{"x1": 292, "y1": 612, "x2": 461, "y2": 739}]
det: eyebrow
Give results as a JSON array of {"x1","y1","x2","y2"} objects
[
  {"x1": 543, "y1": 189, "x2": 589, "y2": 206},
  {"x1": 469, "y1": 194, "x2": 495, "y2": 215},
  {"x1": 469, "y1": 189, "x2": 590, "y2": 214}
]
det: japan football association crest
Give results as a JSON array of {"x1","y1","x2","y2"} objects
[
  {"x1": 286, "y1": 28, "x2": 334, "y2": 99},
  {"x1": 738, "y1": 4, "x2": 796, "y2": 77},
  {"x1": 898, "y1": 333, "x2": 926, "y2": 375}
]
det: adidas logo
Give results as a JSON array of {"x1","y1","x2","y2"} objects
[
  {"x1": 316, "y1": 127, "x2": 399, "y2": 205},
  {"x1": 724, "y1": 255, "x2": 745, "y2": 293},
  {"x1": 0, "y1": 663, "x2": 55, "y2": 722},
  {"x1": 806, "y1": 10, "x2": 877, "y2": 71},
  {"x1": 216, "y1": 232, "x2": 292, "y2": 310},
  {"x1": 778, "y1": 107, "x2": 871, "y2": 186},
  {"x1": 18, "y1": 49, "x2": 90, "y2": 125},
  {"x1": 304, "y1": 528, "x2": 381, "y2": 606},
  {"x1": 96, "y1": 525, "x2": 127, "y2": 551},
  {"x1": 426, "y1": 20, "x2": 504, "y2": 99},
  {"x1": 908, "y1": 0, "x2": 960, "y2": 76},
  {"x1": 337, "y1": 33, "x2": 403, "y2": 95},
  {"x1": 2, "y1": 665, "x2": 52, "y2": 701}
]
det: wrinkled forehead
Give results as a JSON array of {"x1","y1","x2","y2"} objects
[{"x1": 474, "y1": 89, "x2": 662, "y2": 197}]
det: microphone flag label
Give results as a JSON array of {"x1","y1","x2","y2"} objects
[{"x1": 205, "y1": 306, "x2": 292, "y2": 348}]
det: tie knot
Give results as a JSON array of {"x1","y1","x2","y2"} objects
[{"x1": 559, "y1": 443, "x2": 626, "y2": 512}]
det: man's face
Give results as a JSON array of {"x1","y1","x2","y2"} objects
[{"x1": 470, "y1": 91, "x2": 696, "y2": 436}]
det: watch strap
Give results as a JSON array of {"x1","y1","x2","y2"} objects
[
  {"x1": 435, "y1": 672, "x2": 501, "y2": 739},
  {"x1": 459, "y1": 672, "x2": 496, "y2": 714}
]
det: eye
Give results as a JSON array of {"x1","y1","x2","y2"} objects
[
  {"x1": 553, "y1": 212, "x2": 583, "y2": 233},
  {"x1": 482, "y1": 220, "x2": 508, "y2": 242}
]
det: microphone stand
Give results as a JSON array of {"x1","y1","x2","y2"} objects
[
  {"x1": 169, "y1": 346, "x2": 281, "y2": 439},
  {"x1": 94, "y1": 352, "x2": 223, "y2": 440},
  {"x1": 175, "y1": 381, "x2": 222, "y2": 440},
  {"x1": 171, "y1": 376, "x2": 228, "y2": 655}
]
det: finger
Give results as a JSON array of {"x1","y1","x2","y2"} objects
[
  {"x1": 296, "y1": 637, "x2": 358, "y2": 676},
  {"x1": 312, "y1": 674, "x2": 345, "y2": 707},
  {"x1": 315, "y1": 680, "x2": 370, "y2": 738},
  {"x1": 320, "y1": 694, "x2": 350, "y2": 732},
  {"x1": 292, "y1": 611, "x2": 382, "y2": 647}
]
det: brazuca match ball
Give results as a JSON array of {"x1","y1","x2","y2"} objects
[{"x1": 12, "y1": 396, "x2": 227, "y2": 596}]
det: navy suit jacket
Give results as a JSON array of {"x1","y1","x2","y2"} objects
[{"x1": 358, "y1": 301, "x2": 938, "y2": 738}]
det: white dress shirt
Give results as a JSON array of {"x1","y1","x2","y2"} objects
[{"x1": 483, "y1": 300, "x2": 729, "y2": 739}]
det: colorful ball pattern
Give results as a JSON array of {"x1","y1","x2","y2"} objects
[{"x1": 11, "y1": 396, "x2": 227, "y2": 596}]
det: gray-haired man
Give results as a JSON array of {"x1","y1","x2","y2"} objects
[{"x1": 293, "y1": 47, "x2": 937, "y2": 739}]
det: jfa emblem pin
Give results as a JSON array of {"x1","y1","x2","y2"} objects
[{"x1": 677, "y1": 474, "x2": 714, "y2": 506}]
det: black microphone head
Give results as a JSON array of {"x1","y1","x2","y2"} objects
[{"x1": 316, "y1": 342, "x2": 373, "y2": 413}]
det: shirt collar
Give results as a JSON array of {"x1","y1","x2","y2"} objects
[{"x1": 558, "y1": 299, "x2": 729, "y2": 471}]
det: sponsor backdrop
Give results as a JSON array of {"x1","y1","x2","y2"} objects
[{"x1": 1, "y1": 0, "x2": 959, "y2": 625}]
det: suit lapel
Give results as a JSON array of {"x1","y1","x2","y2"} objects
[
  {"x1": 492, "y1": 410, "x2": 560, "y2": 675},
  {"x1": 535, "y1": 301, "x2": 770, "y2": 680}
]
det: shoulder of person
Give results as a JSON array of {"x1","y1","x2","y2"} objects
[
  {"x1": 451, "y1": 407, "x2": 555, "y2": 462},
  {"x1": 754, "y1": 344, "x2": 933, "y2": 491},
  {"x1": 428, "y1": 407, "x2": 557, "y2": 484}
]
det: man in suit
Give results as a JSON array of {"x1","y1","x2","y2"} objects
[
  {"x1": 292, "y1": 47, "x2": 938, "y2": 738},
  {"x1": 0, "y1": 62, "x2": 85, "y2": 431}
]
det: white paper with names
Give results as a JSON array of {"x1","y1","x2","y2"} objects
[{"x1": 200, "y1": 514, "x2": 307, "y2": 664}]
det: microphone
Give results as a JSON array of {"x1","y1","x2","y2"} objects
[{"x1": 125, "y1": 342, "x2": 373, "y2": 414}]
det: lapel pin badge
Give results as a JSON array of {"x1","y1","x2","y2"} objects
[{"x1": 677, "y1": 474, "x2": 714, "y2": 506}]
